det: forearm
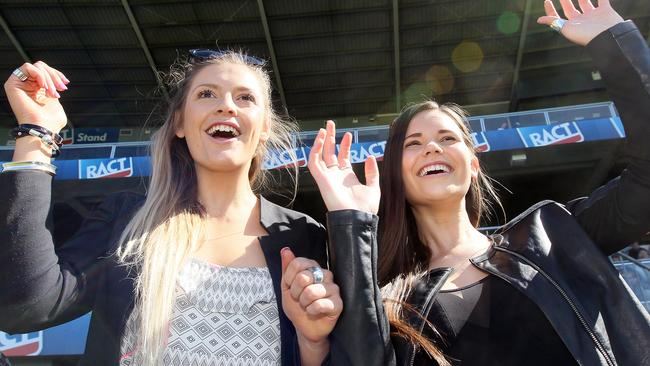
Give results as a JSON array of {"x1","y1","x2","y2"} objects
[
  {"x1": 586, "y1": 20, "x2": 650, "y2": 159},
  {"x1": 0, "y1": 171, "x2": 61, "y2": 328},
  {"x1": 569, "y1": 21, "x2": 650, "y2": 253},
  {"x1": 12, "y1": 136, "x2": 53, "y2": 163},
  {"x1": 297, "y1": 335, "x2": 329, "y2": 366},
  {"x1": 326, "y1": 210, "x2": 395, "y2": 366}
]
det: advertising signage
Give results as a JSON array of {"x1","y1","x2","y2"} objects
[{"x1": 0, "y1": 117, "x2": 627, "y2": 180}]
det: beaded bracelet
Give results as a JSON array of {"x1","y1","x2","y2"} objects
[{"x1": 0, "y1": 161, "x2": 57, "y2": 176}]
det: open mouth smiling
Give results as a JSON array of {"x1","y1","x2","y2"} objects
[
  {"x1": 205, "y1": 123, "x2": 241, "y2": 139},
  {"x1": 418, "y1": 163, "x2": 452, "y2": 177}
]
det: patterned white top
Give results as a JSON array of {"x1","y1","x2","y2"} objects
[{"x1": 120, "y1": 259, "x2": 281, "y2": 366}]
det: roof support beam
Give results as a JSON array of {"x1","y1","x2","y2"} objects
[
  {"x1": 0, "y1": 12, "x2": 30, "y2": 63},
  {"x1": 120, "y1": 0, "x2": 169, "y2": 101},
  {"x1": 392, "y1": 0, "x2": 401, "y2": 112},
  {"x1": 509, "y1": 0, "x2": 533, "y2": 111},
  {"x1": 256, "y1": 0, "x2": 287, "y2": 111}
]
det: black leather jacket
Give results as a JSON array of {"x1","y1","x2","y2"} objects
[{"x1": 327, "y1": 21, "x2": 650, "y2": 366}]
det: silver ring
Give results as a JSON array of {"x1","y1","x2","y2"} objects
[
  {"x1": 550, "y1": 18, "x2": 566, "y2": 33},
  {"x1": 307, "y1": 266, "x2": 324, "y2": 284},
  {"x1": 12, "y1": 68, "x2": 28, "y2": 82}
]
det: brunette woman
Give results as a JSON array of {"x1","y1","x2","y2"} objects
[
  {"x1": 0, "y1": 51, "x2": 349, "y2": 365},
  {"x1": 316, "y1": 1, "x2": 650, "y2": 365}
]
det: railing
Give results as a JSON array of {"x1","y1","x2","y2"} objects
[
  {"x1": 0, "y1": 101, "x2": 619, "y2": 162},
  {"x1": 614, "y1": 258, "x2": 650, "y2": 313}
]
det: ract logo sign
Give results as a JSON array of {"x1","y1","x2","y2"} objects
[
  {"x1": 349, "y1": 141, "x2": 386, "y2": 163},
  {"x1": 263, "y1": 147, "x2": 308, "y2": 170},
  {"x1": 518, "y1": 122, "x2": 584, "y2": 147},
  {"x1": 471, "y1": 132, "x2": 490, "y2": 153},
  {"x1": 79, "y1": 158, "x2": 133, "y2": 179},
  {"x1": 0, "y1": 331, "x2": 43, "y2": 356}
]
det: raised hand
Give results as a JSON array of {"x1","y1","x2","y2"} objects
[
  {"x1": 537, "y1": 0, "x2": 624, "y2": 46},
  {"x1": 280, "y1": 248, "x2": 342, "y2": 365},
  {"x1": 308, "y1": 120, "x2": 380, "y2": 214},
  {"x1": 4, "y1": 61, "x2": 69, "y2": 133}
]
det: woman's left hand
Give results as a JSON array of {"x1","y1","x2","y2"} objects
[
  {"x1": 308, "y1": 120, "x2": 380, "y2": 214},
  {"x1": 537, "y1": 0, "x2": 624, "y2": 46},
  {"x1": 280, "y1": 248, "x2": 342, "y2": 357}
]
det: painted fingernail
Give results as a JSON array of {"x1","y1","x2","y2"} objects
[
  {"x1": 54, "y1": 91, "x2": 61, "y2": 98},
  {"x1": 58, "y1": 82, "x2": 67, "y2": 90}
]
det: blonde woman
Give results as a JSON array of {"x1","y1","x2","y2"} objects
[{"x1": 0, "y1": 51, "x2": 347, "y2": 365}]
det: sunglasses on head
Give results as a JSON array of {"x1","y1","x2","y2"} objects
[{"x1": 188, "y1": 49, "x2": 266, "y2": 66}]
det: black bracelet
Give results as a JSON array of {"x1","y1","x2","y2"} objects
[
  {"x1": 11, "y1": 124, "x2": 63, "y2": 147},
  {"x1": 10, "y1": 124, "x2": 62, "y2": 158}
]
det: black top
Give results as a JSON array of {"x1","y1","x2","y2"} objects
[{"x1": 423, "y1": 275, "x2": 577, "y2": 366}]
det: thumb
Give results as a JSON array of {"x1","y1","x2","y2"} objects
[
  {"x1": 536, "y1": 16, "x2": 558, "y2": 26},
  {"x1": 280, "y1": 247, "x2": 295, "y2": 278},
  {"x1": 364, "y1": 155, "x2": 380, "y2": 188}
]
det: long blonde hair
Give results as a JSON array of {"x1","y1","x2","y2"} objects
[{"x1": 116, "y1": 51, "x2": 297, "y2": 364}]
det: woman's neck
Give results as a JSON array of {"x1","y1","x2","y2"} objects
[
  {"x1": 195, "y1": 165, "x2": 258, "y2": 219},
  {"x1": 411, "y1": 200, "x2": 489, "y2": 266}
]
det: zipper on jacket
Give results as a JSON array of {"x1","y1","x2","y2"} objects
[
  {"x1": 406, "y1": 270, "x2": 453, "y2": 366},
  {"x1": 492, "y1": 246, "x2": 615, "y2": 366}
]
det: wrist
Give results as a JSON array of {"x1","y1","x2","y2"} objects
[
  {"x1": 12, "y1": 136, "x2": 53, "y2": 163},
  {"x1": 297, "y1": 332, "x2": 329, "y2": 350}
]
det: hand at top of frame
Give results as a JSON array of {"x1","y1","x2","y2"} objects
[
  {"x1": 308, "y1": 120, "x2": 380, "y2": 215},
  {"x1": 3, "y1": 61, "x2": 69, "y2": 133},
  {"x1": 537, "y1": 0, "x2": 624, "y2": 46}
]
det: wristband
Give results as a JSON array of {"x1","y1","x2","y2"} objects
[{"x1": 1, "y1": 161, "x2": 57, "y2": 176}]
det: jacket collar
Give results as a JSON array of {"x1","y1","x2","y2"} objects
[{"x1": 259, "y1": 195, "x2": 296, "y2": 234}]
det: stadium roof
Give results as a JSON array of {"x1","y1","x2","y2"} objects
[{"x1": 1, "y1": 0, "x2": 649, "y2": 130}]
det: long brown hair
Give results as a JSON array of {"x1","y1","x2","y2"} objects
[
  {"x1": 378, "y1": 101, "x2": 501, "y2": 364},
  {"x1": 378, "y1": 100, "x2": 500, "y2": 285}
]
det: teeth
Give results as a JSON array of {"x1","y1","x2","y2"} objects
[
  {"x1": 418, "y1": 164, "x2": 450, "y2": 177},
  {"x1": 206, "y1": 124, "x2": 240, "y2": 137}
]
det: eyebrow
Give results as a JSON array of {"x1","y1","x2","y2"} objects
[
  {"x1": 404, "y1": 129, "x2": 458, "y2": 140},
  {"x1": 192, "y1": 83, "x2": 258, "y2": 94}
]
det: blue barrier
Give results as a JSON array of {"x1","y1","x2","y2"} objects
[{"x1": 0, "y1": 116, "x2": 626, "y2": 179}]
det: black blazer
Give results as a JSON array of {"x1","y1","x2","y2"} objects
[{"x1": 0, "y1": 177, "x2": 328, "y2": 366}]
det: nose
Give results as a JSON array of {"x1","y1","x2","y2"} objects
[
  {"x1": 214, "y1": 94, "x2": 237, "y2": 116},
  {"x1": 423, "y1": 140, "x2": 443, "y2": 155}
]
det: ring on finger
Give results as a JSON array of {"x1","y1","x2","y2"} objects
[
  {"x1": 326, "y1": 163, "x2": 338, "y2": 168},
  {"x1": 12, "y1": 68, "x2": 28, "y2": 82},
  {"x1": 549, "y1": 18, "x2": 566, "y2": 33},
  {"x1": 307, "y1": 266, "x2": 324, "y2": 285}
]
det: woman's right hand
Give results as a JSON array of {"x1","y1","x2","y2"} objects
[
  {"x1": 308, "y1": 120, "x2": 380, "y2": 214},
  {"x1": 4, "y1": 61, "x2": 69, "y2": 133},
  {"x1": 537, "y1": 0, "x2": 624, "y2": 46}
]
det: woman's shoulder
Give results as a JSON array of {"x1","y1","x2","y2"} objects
[
  {"x1": 498, "y1": 200, "x2": 573, "y2": 233},
  {"x1": 259, "y1": 195, "x2": 324, "y2": 234}
]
